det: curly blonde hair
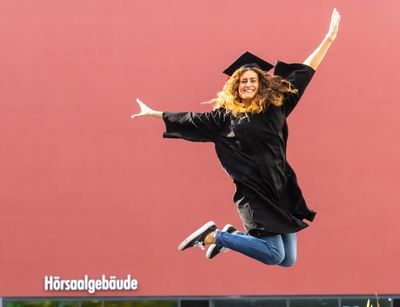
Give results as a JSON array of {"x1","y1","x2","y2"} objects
[{"x1": 213, "y1": 67, "x2": 298, "y2": 116}]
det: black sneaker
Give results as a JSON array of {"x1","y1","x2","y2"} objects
[
  {"x1": 206, "y1": 224, "x2": 237, "y2": 259},
  {"x1": 178, "y1": 221, "x2": 217, "y2": 251}
]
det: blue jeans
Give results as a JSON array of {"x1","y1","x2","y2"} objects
[{"x1": 215, "y1": 231, "x2": 297, "y2": 267}]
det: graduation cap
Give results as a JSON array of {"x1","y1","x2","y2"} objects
[{"x1": 223, "y1": 51, "x2": 274, "y2": 76}]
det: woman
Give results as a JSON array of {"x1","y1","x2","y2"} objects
[{"x1": 131, "y1": 9, "x2": 340, "y2": 266}]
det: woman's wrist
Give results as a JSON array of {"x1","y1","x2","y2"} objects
[
  {"x1": 150, "y1": 110, "x2": 163, "y2": 119},
  {"x1": 324, "y1": 34, "x2": 335, "y2": 43}
]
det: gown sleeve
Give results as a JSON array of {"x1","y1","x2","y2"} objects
[
  {"x1": 162, "y1": 108, "x2": 227, "y2": 142},
  {"x1": 273, "y1": 60, "x2": 316, "y2": 117}
]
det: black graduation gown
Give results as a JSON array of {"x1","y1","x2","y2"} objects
[{"x1": 162, "y1": 61, "x2": 317, "y2": 236}]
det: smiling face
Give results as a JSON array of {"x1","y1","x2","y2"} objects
[{"x1": 237, "y1": 69, "x2": 259, "y2": 105}]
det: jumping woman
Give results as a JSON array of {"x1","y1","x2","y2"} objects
[{"x1": 131, "y1": 9, "x2": 340, "y2": 267}]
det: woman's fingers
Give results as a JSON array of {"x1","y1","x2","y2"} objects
[
  {"x1": 131, "y1": 97, "x2": 152, "y2": 118},
  {"x1": 136, "y1": 98, "x2": 145, "y2": 107},
  {"x1": 131, "y1": 98, "x2": 144, "y2": 118},
  {"x1": 332, "y1": 8, "x2": 340, "y2": 26},
  {"x1": 334, "y1": 10, "x2": 340, "y2": 24},
  {"x1": 327, "y1": 8, "x2": 340, "y2": 40},
  {"x1": 331, "y1": 8, "x2": 336, "y2": 19},
  {"x1": 136, "y1": 97, "x2": 151, "y2": 112}
]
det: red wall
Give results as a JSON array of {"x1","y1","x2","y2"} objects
[{"x1": 1, "y1": 0, "x2": 400, "y2": 297}]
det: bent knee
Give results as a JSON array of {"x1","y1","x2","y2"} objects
[
  {"x1": 279, "y1": 255, "x2": 297, "y2": 267},
  {"x1": 261, "y1": 250, "x2": 285, "y2": 266}
]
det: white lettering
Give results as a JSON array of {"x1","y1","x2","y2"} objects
[
  {"x1": 44, "y1": 276, "x2": 53, "y2": 290},
  {"x1": 88, "y1": 280, "x2": 95, "y2": 294},
  {"x1": 116, "y1": 280, "x2": 123, "y2": 290},
  {"x1": 53, "y1": 277, "x2": 61, "y2": 290},
  {"x1": 95, "y1": 279, "x2": 102, "y2": 291},
  {"x1": 131, "y1": 279, "x2": 138, "y2": 290},
  {"x1": 109, "y1": 276, "x2": 116, "y2": 290},
  {"x1": 77, "y1": 279, "x2": 85, "y2": 290},
  {"x1": 123, "y1": 275, "x2": 131, "y2": 290},
  {"x1": 70, "y1": 280, "x2": 77, "y2": 291},
  {"x1": 60, "y1": 279, "x2": 67, "y2": 290},
  {"x1": 43, "y1": 274, "x2": 138, "y2": 294},
  {"x1": 102, "y1": 274, "x2": 109, "y2": 290}
]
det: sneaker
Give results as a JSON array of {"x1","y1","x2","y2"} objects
[
  {"x1": 178, "y1": 221, "x2": 217, "y2": 251},
  {"x1": 206, "y1": 224, "x2": 237, "y2": 259}
]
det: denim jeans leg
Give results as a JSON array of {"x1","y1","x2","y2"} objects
[
  {"x1": 215, "y1": 231, "x2": 286, "y2": 265},
  {"x1": 279, "y1": 233, "x2": 297, "y2": 267}
]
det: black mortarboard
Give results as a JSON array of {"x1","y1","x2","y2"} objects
[{"x1": 223, "y1": 51, "x2": 274, "y2": 76}]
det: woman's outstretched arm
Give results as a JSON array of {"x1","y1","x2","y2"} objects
[
  {"x1": 131, "y1": 98, "x2": 163, "y2": 119},
  {"x1": 303, "y1": 8, "x2": 341, "y2": 70},
  {"x1": 130, "y1": 98, "x2": 226, "y2": 142}
]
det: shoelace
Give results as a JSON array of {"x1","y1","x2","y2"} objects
[{"x1": 193, "y1": 241, "x2": 205, "y2": 250}]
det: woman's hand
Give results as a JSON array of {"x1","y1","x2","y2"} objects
[
  {"x1": 131, "y1": 98, "x2": 163, "y2": 119},
  {"x1": 326, "y1": 8, "x2": 341, "y2": 42},
  {"x1": 303, "y1": 8, "x2": 341, "y2": 70}
]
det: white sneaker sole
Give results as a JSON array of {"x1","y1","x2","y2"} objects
[
  {"x1": 178, "y1": 221, "x2": 216, "y2": 251},
  {"x1": 206, "y1": 244, "x2": 217, "y2": 259}
]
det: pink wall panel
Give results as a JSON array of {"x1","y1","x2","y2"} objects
[{"x1": 1, "y1": 0, "x2": 400, "y2": 297}]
